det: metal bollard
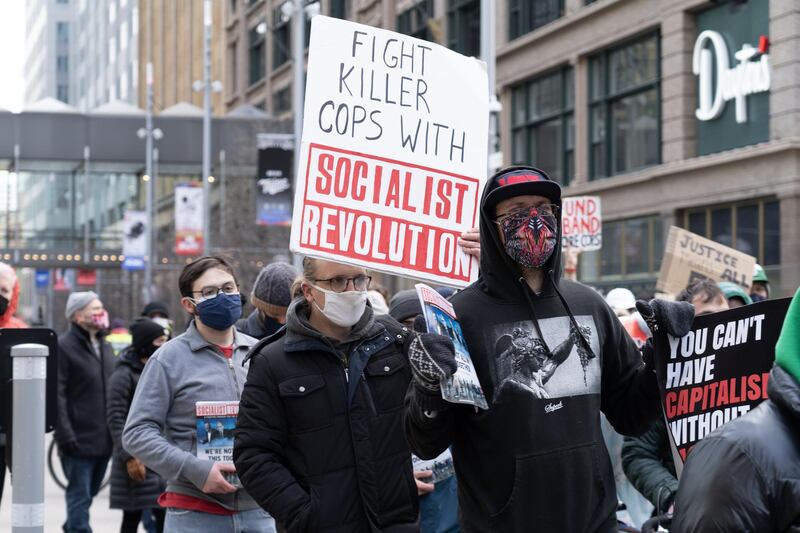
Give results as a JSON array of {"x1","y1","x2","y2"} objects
[{"x1": 10, "y1": 343, "x2": 48, "y2": 533}]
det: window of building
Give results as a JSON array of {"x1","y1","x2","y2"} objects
[
  {"x1": 398, "y1": 1, "x2": 435, "y2": 41},
  {"x1": 230, "y1": 0, "x2": 237, "y2": 14},
  {"x1": 273, "y1": 86, "x2": 291, "y2": 114},
  {"x1": 589, "y1": 33, "x2": 660, "y2": 179},
  {"x1": 447, "y1": 0, "x2": 480, "y2": 57},
  {"x1": 681, "y1": 199, "x2": 780, "y2": 265},
  {"x1": 57, "y1": 55, "x2": 69, "y2": 73},
  {"x1": 330, "y1": 0, "x2": 351, "y2": 19},
  {"x1": 509, "y1": 0, "x2": 563, "y2": 41},
  {"x1": 272, "y1": 9, "x2": 290, "y2": 70},
  {"x1": 249, "y1": 21, "x2": 266, "y2": 85},
  {"x1": 579, "y1": 215, "x2": 663, "y2": 284},
  {"x1": 228, "y1": 41, "x2": 238, "y2": 92},
  {"x1": 56, "y1": 22, "x2": 69, "y2": 44},
  {"x1": 57, "y1": 84, "x2": 69, "y2": 103},
  {"x1": 510, "y1": 67, "x2": 574, "y2": 185}
]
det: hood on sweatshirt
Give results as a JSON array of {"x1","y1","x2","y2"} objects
[
  {"x1": 474, "y1": 166, "x2": 596, "y2": 358},
  {"x1": 775, "y1": 288, "x2": 800, "y2": 384}
]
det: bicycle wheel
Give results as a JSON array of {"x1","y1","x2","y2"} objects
[
  {"x1": 47, "y1": 440, "x2": 112, "y2": 491},
  {"x1": 47, "y1": 439, "x2": 68, "y2": 490}
]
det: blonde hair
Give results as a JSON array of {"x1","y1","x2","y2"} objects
[{"x1": 290, "y1": 257, "x2": 318, "y2": 297}]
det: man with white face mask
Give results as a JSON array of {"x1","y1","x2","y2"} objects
[{"x1": 234, "y1": 257, "x2": 420, "y2": 532}]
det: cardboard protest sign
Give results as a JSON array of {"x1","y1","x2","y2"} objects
[
  {"x1": 657, "y1": 226, "x2": 756, "y2": 296},
  {"x1": 290, "y1": 16, "x2": 489, "y2": 287},
  {"x1": 561, "y1": 196, "x2": 601, "y2": 251},
  {"x1": 653, "y1": 297, "x2": 791, "y2": 476}
]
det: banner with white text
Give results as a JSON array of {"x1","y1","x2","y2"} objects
[
  {"x1": 561, "y1": 196, "x2": 601, "y2": 251},
  {"x1": 122, "y1": 210, "x2": 147, "y2": 270},
  {"x1": 175, "y1": 184, "x2": 204, "y2": 256},
  {"x1": 290, "y1": 16, "x2": 489, "y2": 287},
  {"x1": 256, "y1": 133, "x2": 294, "y2": 226},
  {"x1": 654, "y1": 297, "x2": 790, "y2": 476}
]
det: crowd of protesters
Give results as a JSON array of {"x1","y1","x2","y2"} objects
[{"x1": 0, "y1": 165, "x2": 797, "y2": 533}]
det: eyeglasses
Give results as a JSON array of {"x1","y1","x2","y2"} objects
[
  {"x1": 192, "y1": 282, "x2": 239, "y2": 299},
  {"x1": 493, "y1": 203, "x2": 559, "y2": 225},
  {"x1": 313, "y1": 275, "x2": 372, "y2": 293}
]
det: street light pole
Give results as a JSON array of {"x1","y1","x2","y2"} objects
[
  {"x1": 202, "y1": 0, "x2": 212, "y2": 256},
  {"x1": 292, "y1": 0, "x2": 305, "y2": 175},
  {"x1": 144, "y1": 62, "x2": 154, "y2": 300},
  {"x1": 291, "y1": 0, "x2": 307, "y2": 270},
  {"x1": 480, "y1": 0, "x2": 501, "y2": 175}
]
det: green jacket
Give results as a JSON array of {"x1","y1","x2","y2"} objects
[{"x1": 621, "y1": 421, "x2": 678, "y2": 513}]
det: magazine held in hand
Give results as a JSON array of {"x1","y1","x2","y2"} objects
[
  {"x1": 415, "y1": 283, "x2": 488, "y2": 410},
  {"x1": 412, "y1": 449, "x2": 455, "y2": 484},
  {"x1": 196, "y1": 401, "x2": 241, "y2": 487}
]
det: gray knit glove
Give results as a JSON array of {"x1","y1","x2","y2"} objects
[{"x1": 404, "y1": 316, "x2": 458, "y2": 392}]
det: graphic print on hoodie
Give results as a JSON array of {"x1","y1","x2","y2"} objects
[{"x1": 492, "y1": 315, "x2": 600, "y2": 403}]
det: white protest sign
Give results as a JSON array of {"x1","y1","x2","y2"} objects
[
  {"x1": 561, "y1": 196, "x2": 602, "y2": 251},
  {"x1": 290, "y1": 16, "x2": 489, "y2": 287}
]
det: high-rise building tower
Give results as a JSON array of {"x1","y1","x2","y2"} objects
[{"x1": 24, "y1": 0, "x2": 76, "y2": 105}]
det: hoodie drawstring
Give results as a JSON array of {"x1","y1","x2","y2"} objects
[
  {"x1": 518, "y1": 277, "x2": 553, "y2": 355},
  {"x1": 518, "y1": 271, "x2": 596, "y2": 361},
  {"x1": 549, "y1": 271, "x2": 596, "y2": 360}
]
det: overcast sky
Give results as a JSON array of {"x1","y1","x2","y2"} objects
[{"x1": 0, "y1": 1, "x2": 26, "y2": 112}]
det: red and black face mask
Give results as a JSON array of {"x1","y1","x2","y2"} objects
[{"x1": 499, "y1": 206, "x2": 558, "y2": 269}]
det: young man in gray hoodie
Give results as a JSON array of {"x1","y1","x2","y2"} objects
[{"x1": 123, "y1": 256, "x2": 276, "y2": 532}]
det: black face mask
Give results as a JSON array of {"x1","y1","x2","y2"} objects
[
  {"x1": 0, "y1": 295, "x2": 8, "y2": 316},
  {"x1": 260, "y1": 313, "x2": 283, "y2": 337},
  {"x1": 140, "y1": 344, "x2": 159, "y2": 359}
]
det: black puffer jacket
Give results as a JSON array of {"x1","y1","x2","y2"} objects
[
  {"x1": 234, "y1": 298, "x2": 418, "y2": 533},
  {"x1": 106, "y1": 349, "x2": 165, "y2": 510},
  {"x1": 55, "y1": 323, "x2": 116, "y2": 456},
  {"x1": 672, "y1": 365, "x2": 800, "y2": 532}
]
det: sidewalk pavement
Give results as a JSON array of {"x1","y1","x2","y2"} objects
[{"x1": 0, "y1": 435, "x2": 127, "y2": 532}]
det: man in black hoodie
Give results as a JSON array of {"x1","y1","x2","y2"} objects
[{"x1": 405, "y1": 166, "x2": 680, "y2": 533}]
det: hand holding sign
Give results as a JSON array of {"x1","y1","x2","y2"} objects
[{"x1": 650, "y1": 298, "x2": 791, "y2": 474}]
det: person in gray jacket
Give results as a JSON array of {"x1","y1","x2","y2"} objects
[{"x1": 123, "y1": 256, "x2": 276, "y2": 533}]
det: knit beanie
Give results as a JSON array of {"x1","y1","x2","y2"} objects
[
  {"x1": 775, "y1": 288, "x2": 800, "y2": 383},
  {"x1": 130, "y1": 318, "x2": 168, "y2": 354},
  {"x1": 65, "y1": 291, "x2": 99, "y2": 319},
  {"x1": 389, "y1": 289, "x2": 422, "y2": 323},
  {"x1": 250, "y1": 263, "x2": 299, "y2": 317},
  {"x1": 141, "y1": 301, "x2": 170, "y2": 318}
]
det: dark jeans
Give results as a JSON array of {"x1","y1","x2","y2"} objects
[
  {"x1": 121, "y1": 508, "x2": 164, "y2": 533},
  {"x1": 61, "y1": 454, "x2": 110, "y2": 533}
]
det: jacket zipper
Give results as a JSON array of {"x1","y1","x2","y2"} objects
[
  {"x1": 339, "y1": 350, "x2": 349, "y2": 383},
  {"x1": 227, "y1": 356, "x2": 241, "y2": 397},
  {"x1": 228, "y1": 352, "x2": 240, "y2": 510}
]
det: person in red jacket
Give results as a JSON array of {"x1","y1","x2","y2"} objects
[
  {"x1": 0, "y1": 262, "x2": 28, "y2": 329},
  {"x1": 0, "y1": 261, "x2": 27, "y2": 506}
]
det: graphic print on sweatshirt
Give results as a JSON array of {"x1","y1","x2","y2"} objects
[{"x1": 491, "y1": 315, "x2": 600, "y2": 403}]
